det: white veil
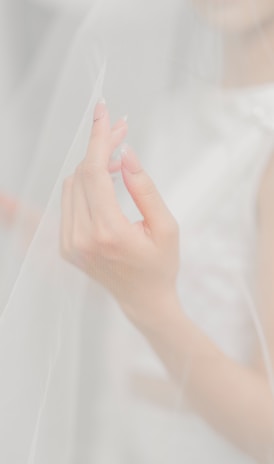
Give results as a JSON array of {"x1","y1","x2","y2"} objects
[{"x1": 1, "y1": 0, "x2": 274, "y2": 462}]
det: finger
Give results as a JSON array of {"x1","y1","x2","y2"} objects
[
  {"x1": 121, "y1": 146, "x2": 176, "y2": 238},
  {"x1": 60, "y1": 176, "x2": 74, "y2": 257},
  {"x1": 108, "y1": 158, "x2": 121, "y2": 173},
  {"x1": 110, "y1": 116, "x2": 128, "y2": 152},
  {"x1": 108, "y1": 117, "x2": 128, "y2": 172},
  {"x1": 80, "y1": 164, "x2": 124, "y2": 226},
  {"x1": 72, "y1": 173, "x2": 93, "y2": 242},
  {"x1": 111, "y1": 115, "x2": 128, "y2": 133},
  {"x1": 87, "y1": 100, "x2": 127, "y2": 171},
  {"x1": 85, "y1": 99, "x2": 112, "y2": 169},
  {"x1": 91, "y1": 98, "x2": 111, "y2": 138},
  {"x1": 82, "y1": 102, "x2": 128, "y2": 225}
]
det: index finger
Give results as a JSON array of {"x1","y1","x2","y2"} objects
[{"x1": 85, "y1": 99, "x2": 112, "y2": 169}]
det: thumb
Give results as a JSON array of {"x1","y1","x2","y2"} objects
[{"x1": 121, "y1": 146, "x2": 174, "y2": 237}]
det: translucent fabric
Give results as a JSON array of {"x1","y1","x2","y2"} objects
[{"x1": 1, "y1": 0, "x2": 274, "y2": 462}]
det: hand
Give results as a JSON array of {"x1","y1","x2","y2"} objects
[{"x1": 60, "y1": 99, "x2": 180, "y2": 330}]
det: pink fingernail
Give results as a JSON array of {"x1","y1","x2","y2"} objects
[
  {"x1": 93, "y1": 98, "x2": 106, "y2": 122},
  {"x1": 113, "y1": 116, "x2": 128, "y2": 133},
  {"x1": 121, "y1": 145, "x2": 142, "y2": 173}
]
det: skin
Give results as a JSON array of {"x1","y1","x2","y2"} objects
[
  {"x1": 60, "y1": 100, "x2": 274, "y2": 462},
  {"x1": 192, "y1": 0, "x2": 274, "y2": 34},
  {"x1": 193, "y1": 0, "x2": 274, "y2": 87}
]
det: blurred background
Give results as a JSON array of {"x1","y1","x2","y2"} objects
[{"x1": 0, "y1": 0, "x2": 91, "y2": 111}]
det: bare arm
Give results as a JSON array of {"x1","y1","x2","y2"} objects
[{"x1": 143, "y1": 300, "x2": 274, "y2": 462}]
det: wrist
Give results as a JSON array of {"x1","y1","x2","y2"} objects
[
  {"x1": 137, "y1": 290, "x2": 184, "y2": 333},
  {"x1": 146, "y1": 293, "x2": 183, "y2": 331},
  {"x1": 141, "y1": 301, "x2": 199, "y2": 385}
]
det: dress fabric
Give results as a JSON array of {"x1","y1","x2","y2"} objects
[{"x1": 76, "y1": 85, "x2": 274, "y2": 464}]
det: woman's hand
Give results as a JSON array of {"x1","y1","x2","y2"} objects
[{"x1": 60, "y1": 99, "x2": 181, "y2": 330}]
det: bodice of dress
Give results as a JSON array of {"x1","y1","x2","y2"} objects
[
  {"x1": 112, "y1": 86, "x2": 274, "y2": 463},
  {"x1": 139, "y1": 85, "x2": 274, "y2": 366}
]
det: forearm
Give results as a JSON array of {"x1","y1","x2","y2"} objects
[{"x1": 142, "y1": 296, "x2": 274, "y2": 462}]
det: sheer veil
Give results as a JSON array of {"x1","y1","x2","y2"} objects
[{"x1": 1, "y1": 0, "x2": 274, "y2": 462}]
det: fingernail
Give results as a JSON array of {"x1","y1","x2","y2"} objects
[
  {"x1": 121, "y1": 145, "x2": 142, "y2": 173},
  {"x1": 113, "y1": 115, "x2": 128, "y2": 133},
  {"x1": 93, "y1": 98, "x2": 106, "y2": 122}
]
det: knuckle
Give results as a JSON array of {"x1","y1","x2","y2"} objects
[
  {"x1": 92, "y1": 224, "x2": 121, "y2": 253},
  {"x1": 71, "y1": 232, "x2": 90, "y2": 254},
  {"x1": 160, "y1": 218, "x2": 180, "y2": 240},
  {"x1": 75, "y1": 161, "x2": 100, "y2": 180},
  {"x1": 76, "y1": 162, "x2": 93, "y2": 179}
]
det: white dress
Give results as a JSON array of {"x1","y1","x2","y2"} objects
[{"x1": 78, "y1": 85, "x2": 274, "y2": 464}]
